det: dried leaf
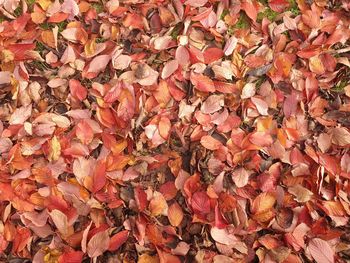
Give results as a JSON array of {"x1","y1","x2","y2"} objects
[
  {"x1": 308, "y1": 238, "x2": 334, "y2": 263},
  {"x1": 87, "y1": 230, "x2": 110, "y2": 258}
]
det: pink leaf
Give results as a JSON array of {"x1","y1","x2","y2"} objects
[
  {"x1": 0, "y1": 71, "x2": 11, "y2": 85},
  {"x1": 9, "y1": 104, "x2": 32, "y2": 125},
  {"x1": 190, "y1": 73, "x2": 215, "y2": 92},
  {"x1": 232, "y1": 168, "x2": 250, "y2": 188},
  {"x1": 176, "y1": 46, "x2": 190, "y2": 66},
  {"x1": 223, "y1": 36, "x2": 238, "y2": 56},
  {"x1": 210, "y1": 227, "x2": 238, "y2": 246},
  {"x1": 251, "y1": 97, "x2": 269, "y2": 115},
  {"x1": 201, "y1": 95, "x2": 224, "y2": 114},
  {"x1": 191, "y1": 191, "x2": 210, "y2": 214},
  {"x1": 69, "y1": 79, "x2": 87, "y2": 101},
  {"x1": 82, "y1": 55, "x2": 111, "y2": 79},
  {"x1": 308, "y1": 238, "x2": 334, "y2": 263},
  {"x1": 87, "y1": 230, "x2": 110, "y2": 258},
  {"x1": 185, "y1": 0, "x2": 208, "y2": 7},
  {"x1": 161, "y1": 60, "x2": 179, "y2": 79},
  {"x1": 200, "y1": 135, "x2": 223, "y2": 150}
]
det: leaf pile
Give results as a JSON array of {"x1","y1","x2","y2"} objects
[{"x1": 1, "y1": 0, "x2": 350, "y2": 262}]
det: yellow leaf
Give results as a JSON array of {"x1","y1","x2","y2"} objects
[
  {"x1": 111, "y1": 139, "x2": 127, "y2": 155},
  {"x1": 257, "y1": 116, "x2": 273, "y2": 132},
  {"x1": 31, "y1": 10, "x2": 46, "y2": 24},
  {"x1": 111, "y1": 25, "x2": 120, "y2": 40},
  {"x1": 37, "y1": 0, "x2": 52, "y2": 11},
  {"x1": 11, "y1": 76, "x2": 19, "y2": 100},
  {"x1": 1, "y1": 49, "x2": 14, "y2": 63},
  {"x1": 41, "y1": 30, "x2": 56, "y2": 49},
  {"x1": 84, "y1": 38, "x2": 96, "y2": 57},
  {"x1": 48, "y1": 136, "x2": 61, "y2": 162},
  {"x1": 149, "y1": 191, "x2": 168, "y2": 217},
  {"x1": 288, "y1": 184, "x2": 313, "y2": 202},
  {"x1": 309, "y1": 55, "x2": 325, "y2": 75},
  {"x1": 138, "y1": 254, "x2": 160, "y2": 263}
]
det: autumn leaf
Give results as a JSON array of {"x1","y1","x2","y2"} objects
[
  {"x1": 48, "y1": 136, "x2": 61, "y2": 162},
  {"x1": 168, "y1": 202, "x2": 184, "y2": 227},
  {"x1": 87, "y1": 230, "x2": 110, "y2": 258},
  {"x1": 308, "y1": 238, "x2": 334, "y2": 263},
  {"x1": 2, "y1": 0, "x2": 350, "y2": 261},
  {"x1": 200, "y1": 135, "x2": 223, "y2": 150},
  {"x1": 190, "y1": 73, "x2": 216, "y2": 92},
  {"x1": 49, "y1": 210, "x2": 74, "y2": 237},
  {"x1": 69, "y1": 79, "x2": 87, "y2": 101},
  {"x1": 149, "y1": 191, "x2": 168, "y2": 217},
  {"x1": 108, "y1": 230, "x2": 129, "y2": 251},
  {"x1": 191, "y1": 191, "x2": 211, "y2": 214}
]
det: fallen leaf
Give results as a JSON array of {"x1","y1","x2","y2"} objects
[
  {"x1": 308, "y1": 238, "x2": 334, "y2": 263},
  {"x1": 168, "y1": 202, "x2": 184, "y2": 227},
  {"x1": 108, "y1": 230, "x2": 129, "y2": 251},
  {"x1": 87, "y1": 230, "x2": 110, "y2": 258},
  {"x1": 200, "y1": 135, "x2": 223, "y2": 150}
]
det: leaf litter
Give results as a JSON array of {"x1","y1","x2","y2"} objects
[{"x1": 0, "y1": 0, "x2": 350, "y2": 262}]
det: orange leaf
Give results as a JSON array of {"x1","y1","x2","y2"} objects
[
  {"x1": 69, "y1": 79, "x2": 87, "y2": 102},
  {"x1": 203, "y1": 47, "x2": 224, "y2": 64},
  {"x1": 200, "y1": 135, "x2": 223, "y2": 150},
  {"x1": 76, "y1": 120, "x2": 94, "y2": 144},
  {"x1": 149, "y1": 191, "x2": 168, "y2": 217},
  {"x1": 251, "y1": 192, "x2": 276, "y2": 215},
  {"x1": 158, "y1": 116, "x2": 171, "y2": 140},
  {"x1": 41, "y1": 30, "x2": 56, "y2": 49},
  {"x1": 241, "y1": 0, "x2": 258, "y2": 21},
  {"x1": 168, "y1": 202, "x2": 184, "y2": 227},
  {"x1": 190, "y1": 73, "x2": 215, "y2": 92}
]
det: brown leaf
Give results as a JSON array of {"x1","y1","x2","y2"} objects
[
  {"x1": 330, "y1": 127, "x2": 350, "y2": 146},
  {"x1": 288, "y1": 185, "x2": 313, "y2": 203}
]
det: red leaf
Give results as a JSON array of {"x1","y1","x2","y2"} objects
[
  {"x1": 190, "y1": 73, "x2": 215, "y2": 92},
  {"x1": 203, "y1": 47, "x2": 224, "y2": 64},
  {"x1": 92, "y1": 160, "x2": 106, "y2": 193},
  {"x1": 269, "y1": 0, "x2": 290, "y2": 12},
  {"x1": 8, "y1": 43, "x2": 36, "y2": 61},
  {"x1": 134, "y1": 186, "x2": 148, "y2": 211},
  {"x1": 108, "y1": 230, "x2": 129, "y2": 251},
  {"x1": 76, "y1": 120, "x2": 94, "y2": 145},
  {"x1": 69, "y1": 79, "x2": 87, "y2": 101},
  {"x1": 191, "y1": 191, "x2": 211, "y2": 214},
  {"x1": 241, "y1": 0, "x2": 258, "y2": 21}
]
